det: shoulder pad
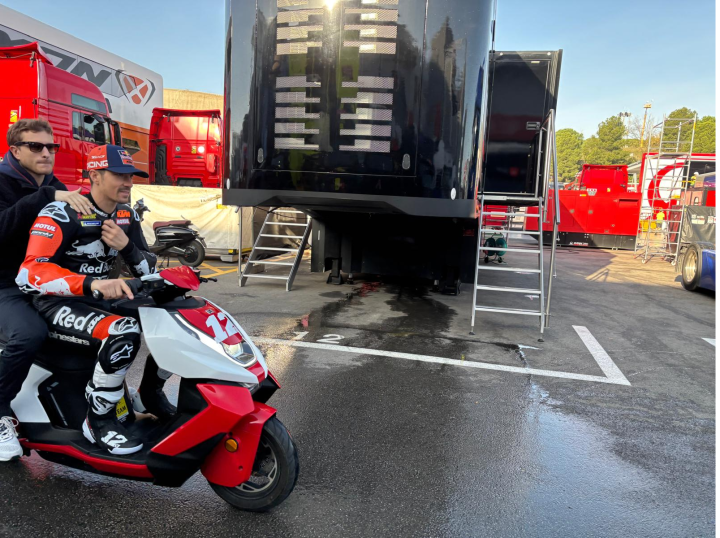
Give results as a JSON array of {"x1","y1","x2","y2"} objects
[{"x1": 38, "y1": 201, "x2": 73, "y2": 223}]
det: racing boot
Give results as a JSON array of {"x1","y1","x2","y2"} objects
[
  {"x1": 82, "y1": 315, "x2": 143, "y2": 455},
  {"x1": 83, "y1": 409, "x2": 143, "y2": 456},
  {"x1": 136, "y1": 355, "x2": 176, "y2": 421}
]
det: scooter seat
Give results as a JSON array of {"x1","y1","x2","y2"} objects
[{"x1": 153, "y1": 220, "x2": 191, "y2": 230}]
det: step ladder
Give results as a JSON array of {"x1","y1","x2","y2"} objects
[
  {"x1": 240, "y1": 208, "x2": 312, "y2": 291},
  {"x1": 471, "y1": 195, "x2": 547, "y2": 336},
  {"x1": 470, "y1": 109, "x2": 561, "y2": 340}
]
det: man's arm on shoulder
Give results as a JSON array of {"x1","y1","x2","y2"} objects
[{"x1": 16, "y1": 203, "x2": 93, "y2": 297}]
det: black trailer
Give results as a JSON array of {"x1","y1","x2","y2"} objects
[{"x1": 223, "y1": 0, "x2": 561, "y2": 289}]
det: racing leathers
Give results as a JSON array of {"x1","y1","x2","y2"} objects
[{"x1": 16, "y1": 194, "x2": 157, "y2": 455}]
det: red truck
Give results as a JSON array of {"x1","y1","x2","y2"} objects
[
  {"x1": 149, "y1": 108, "x2": 222, "y2": 188},
  {"x1": 526, "y1": 164, "x2": 643, "y2": 249},
  {"x1": 0, "y1": 42, "x2": 122, "y2": 191}
]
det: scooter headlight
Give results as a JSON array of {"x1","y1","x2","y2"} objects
[{"x1": 222, "y1": 341, "x2": 256, "y2": 367}]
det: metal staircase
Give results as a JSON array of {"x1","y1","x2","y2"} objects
[
  {"x1": 634, "y1": 114, "x2": 697, "y2": 265},
  {"x1": 470, "y1": 110, "x2": 561, "y2": 340},
  {"x1": 240, "y1": 208, "x2": 312, "y2": 291}
]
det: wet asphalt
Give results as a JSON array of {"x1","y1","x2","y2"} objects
[{"x1": 0, "y1": 247, "x2": 714, "y2": 537}]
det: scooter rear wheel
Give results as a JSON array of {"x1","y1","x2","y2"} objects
[
  {"x1": 179, "y1": 240, "x2": 205, "y2": 267},
  {"x1": 209, "y1": 416, "x2": 299, "y2": 512}
]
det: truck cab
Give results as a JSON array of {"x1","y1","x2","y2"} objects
[
  {"x1": 0, "y1": 42, "x2": 120, "y2": 191},
  {"x1": 149, "y1": 108, "x2": 223, "y2": 188}
]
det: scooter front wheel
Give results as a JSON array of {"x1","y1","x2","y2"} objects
[
  {"x1": 179, "y1": 239, "x2": 205, "y2": 267},
  {"x1": 209, "y1": 416, "x2": 299, "y2": 512}
]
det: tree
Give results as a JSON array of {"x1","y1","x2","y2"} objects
[
  {"x1": 596, "y1": 115, "x2": 630, "y2": 164},
  {"x1": 556, "y1": 128, "x2": 584, "y2": 180},
  {"x1": 624, "y1": 112, "x2": 656, "y2": 161},
  {"x1": 693, "y1": 116, "x2": 715, "y2": 153},
  {"x1": 582, "y1": 136, "x2": 603, "y2": 164},
  {"x1": 581, "y1": 115, "x2": 631, "y2": 165}
]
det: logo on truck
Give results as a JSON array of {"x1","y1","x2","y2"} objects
[
  {"x1": 0, "y1": 27, "x2": 156, "y2": 108},
  {"x1": 116, "y1": 72, "x2": 156, "y2": 107}
]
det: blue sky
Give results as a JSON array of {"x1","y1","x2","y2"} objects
[{"x1": 2, "y1": 0, "x2": 715, "y2": 136}]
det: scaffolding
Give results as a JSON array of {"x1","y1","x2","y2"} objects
[{"x1": 634, "y1": 114, "x2": 697, "y2": 265}]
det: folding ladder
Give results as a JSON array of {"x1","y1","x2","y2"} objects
[
  {"x1": 240, "y1": 208, "x2": 312, "y2": 291},
  {"x1": 470, "y1": 109, "x2": 561, "y2": 340},
  {"x1": 470, "y1": 195, "x2": 546, "y2": 337}
]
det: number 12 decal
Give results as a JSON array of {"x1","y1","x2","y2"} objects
[{"x1": 206, "y1": 312, "x2": 239, "y2": 342}]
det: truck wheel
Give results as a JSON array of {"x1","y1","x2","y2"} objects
[
  {"x1": 209, "y1": 417, "x2": 299, "y2": 512},
  {"x1": 179, "y1": 240, "x2": 205, "y2": 267},
  {"x1": 681, "y1": 244, "x2": 702, "y2": 291}
]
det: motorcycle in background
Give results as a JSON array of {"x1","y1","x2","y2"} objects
[{"x1": 110, "y1": 198, "x2": 206, "y2": 278}]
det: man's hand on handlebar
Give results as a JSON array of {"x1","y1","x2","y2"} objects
[{"x1": 90, "y1": 279, "x2": 135, "y2": 300}]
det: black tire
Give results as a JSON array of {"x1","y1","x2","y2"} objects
[
  {"x1": 210, "y1": 417, "x2": 299, "y2": 512},
  {"x1": 108, "y1": 257, "x2": 132, "y2": 279},
  {"x1": 179, "y1": 240, "x2": 205, "y2": 267},
  {"x1": 681, "y1": 244, "x2": 702, "y2": 291},
  {"x1": 108, "y1": 259, "x2": 123, "y2": 280}
]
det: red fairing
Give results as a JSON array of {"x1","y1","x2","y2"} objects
[
  {"x1": 177, "y1": 303, "x2": 243, "y2": 345},
  {"x1": 201, "y1": 402, "x2": 277, "y2": 487},
  {"x1": 159, "y1": 265, "x2": 201, "y2": 290},
  {"x1": 20, "y1": 442, "x2": 153, "y2": 479},
  {"x1": 247, "y1": 361, "x2": 266, "y2": 384},
  {"x1": 268, "y1": 371, "x2": 281, "y2": 388},
  {"x1": 151, "y1": 384, "x2": 255, "y2": 457}
]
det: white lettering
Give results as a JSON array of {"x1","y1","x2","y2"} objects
[
  {"x1": 74, "y1": 313, "x2": 94, "y2": 331},
  {"x1": 52, "y1": 306, "x2": 72, "y2": 326},
  {"x1": 79, "y1": 262, "x2": 110, "y2": 274},
  {"x1": 64, "y1": 314, "x2": 76, "y2": 328},
  {"x1": 33, "y1": 223, "x2": 57, "y2": 232},
  {"x1": 86, "y1": 314, "x2": 106, "y2": 335},
  {"x1": 48, "y1": 331, "x2": 90, "y2": 346}
]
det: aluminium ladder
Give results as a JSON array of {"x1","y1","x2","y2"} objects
[
  {"x1": 470, "y1": 109, "x2": 561, "y2": 340},
  {"x1": 240, "y1": 208, "x2": 312, "y2": 291},
  {"x1": 471, "y1": 195, "x2": 546, "y2": 335}
]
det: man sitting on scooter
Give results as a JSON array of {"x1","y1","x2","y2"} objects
[{"x1": 16, "y1": 145, "x2": 175, "y2": 455}]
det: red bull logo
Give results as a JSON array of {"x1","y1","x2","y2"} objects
[{"x1": 117, "y1": 148, "x2": 134, "y2": 165}]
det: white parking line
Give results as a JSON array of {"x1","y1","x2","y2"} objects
[
  {"x1": 573, "y1": 326, "x2": 631, "y2": 386},
  {"x1": 702, "y1": 338, "x2": 716, "y2": 347},
  {"x1": 254, "y1": 335, "x2": 631, "y2": 386}
]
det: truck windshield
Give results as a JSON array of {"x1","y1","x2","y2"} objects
[{"x1": 73, "y1": 111, "x2": 111, "y2": 145}]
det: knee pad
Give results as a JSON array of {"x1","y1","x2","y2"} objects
[{"x1": 97, "y1": 317, "x2": 141, "y2": 375}]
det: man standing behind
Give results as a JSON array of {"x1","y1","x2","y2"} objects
[{"x1": 0, "y1": 119, "x2": 93, "y2": 460}]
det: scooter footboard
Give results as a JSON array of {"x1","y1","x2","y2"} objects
[{"x1": 200, "y1": 402, "x2": 276, "y2": 487}]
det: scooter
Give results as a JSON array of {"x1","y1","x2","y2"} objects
[
  {"x1": 5, "y1": 265, "x2": 299, "y2": 512},
  {"x1": 133, "y1": 198, "x2": 206, "y2": 268}
]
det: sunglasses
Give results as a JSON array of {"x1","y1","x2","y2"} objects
[{"x1": 14, "y1": 142, "x2": 60, "y2": 154}]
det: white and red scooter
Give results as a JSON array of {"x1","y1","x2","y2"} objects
[{"x1": 6, "y1": 265, "x2": 298, "y2": 512}]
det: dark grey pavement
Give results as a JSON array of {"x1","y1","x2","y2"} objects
[{"x1": 0, "y1": 247, "x2": 714, "y2": 537}]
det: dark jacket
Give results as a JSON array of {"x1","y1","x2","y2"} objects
[{"x1": 0, "y1": 151, "x2": 67, "y2": 288}]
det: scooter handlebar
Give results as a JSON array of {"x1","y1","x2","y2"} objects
[{"x1": 126, "y1": 278, "x2": 144, "y2": 296}]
